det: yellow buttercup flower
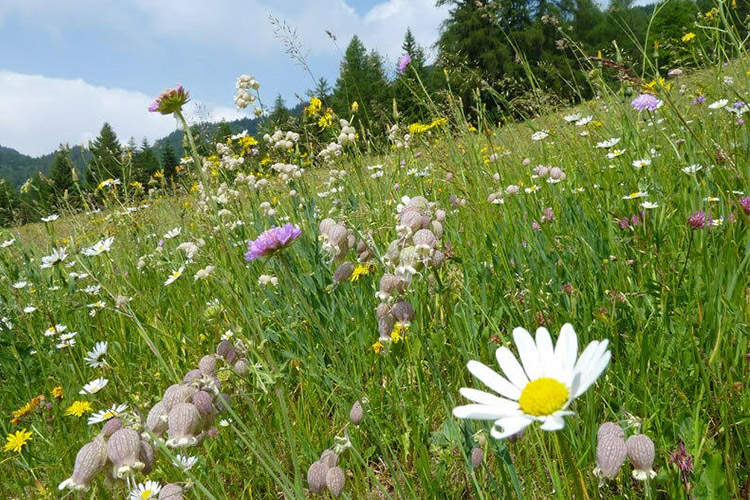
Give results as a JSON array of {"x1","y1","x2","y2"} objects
[
  {"x1": 52, "y1": 386, "x2": 64, "y2": 400},
  {"x1": 4, "y1": 429, "x2": 32, "y2": 453}
]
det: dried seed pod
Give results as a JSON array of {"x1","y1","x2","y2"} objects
[
  {"x1": 307, "y1": 461, "x2": 328, "y2": 493},
  {"x1": 145, "y1": 400, "x2": 169, "y2": 436},
  {"x1": 596, "y1": 435, "x2": 627, "y2": 479},
  {"x1": 320, "y1": 448, "x2": 339, "y2": 468},
  {"x1": 413, "y1": 229, "x2": 437, "y2": 249},
  {"x1": 139, "y1": 440, "x2": 155, "y2": 474},
  {"x1": 328, "y1": 224, "x2": 348, "y2": 249},
  {"x1": 627, "y1": 434, "x2": 656, "y2": 480},
  {"x1": 216, "y1": 339, "x2": 233, "y2": 358},
  {"x1": 347, "y1": 234, "x2": 356, "y2": 250},
  {"x1": 349, "y1": 400, "x2": 363, "y2": 425},
  {"x1": 435, "y1": 209, "x2": 446, "y2": 223},
  {"x1": 470, "y1": 447, "x2": 483, "y2": 468},
  {"x1": 431, "y1": 250, "x2": 445, "y2": 269},
  {"x1": 406, "y1": 196, "x2": 428, "y2": 211},
  {"x1": 597, "y1": 422, "x2": 624, "y2": 441},
  {"x1": 333, "y1": 262, "x2": 355, "y2": 283},
  {"x1": 166, "y1": 402, "x2": 201, "y2": 448},
  {"x1": 99, "y1": 417, "x2": 122, "y2": 438},
  {"x1": 182, "y1": 369, "x2": 203, "y2": 384},
  {"x1": 159, "y1": 483, "x2": 184, "y2": 500},
  {"x1": 162, "y1": 384, "x2": 199, "y2": 412},
  {"x1": 326, "y1": 466, "x2": 346, "y2": 497},
  {"x1": 107, "y1": 428, "x2": 144, "y2": 478},
  {"x1": 375, "y1": 302, "x2": 391, "y2": 319},
  {"x1": 378, "y1": 315, "x2": 395, "y2": 340},
  {"x1": 58, "y1": 436, "x2": 107, "y2": 491},
  {"x1": 198, "y1": 355, "x2": 217, "y2": 376},
  {"x1": 224, "y1": 347, "x2": 238, "y2": 366},
  {"x1": 430, "y1": 220, "x2": 444, "y2": 240},
  {"x1": 399, "y1": 208, "x2": 423, "y2": 232},
  {"x1": 390, "y1": 300, "x2": 415, "y2": 324},
  {"x1": 233, "y1": 358, "x2": 250, "y2": 376}
]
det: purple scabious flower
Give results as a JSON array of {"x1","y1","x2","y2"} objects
[
  {"x1": 244, "y1": 223, "x2": 301, "y2": 261},
  {"x1": 631, "y1": 93, "x2": 663, "y2": 112},
  {"x1": 688, "y1": 210, "x2": 711, "y2": 230},
  {"x1": 397, "y1": 53, "x2": 412, "y2": 73},
  {"x1": 738, "y1": 196, "x2": 750, "y2": 214},
  {"x1": 149, "y1": 84, "x2": 190, "y2": 115}
]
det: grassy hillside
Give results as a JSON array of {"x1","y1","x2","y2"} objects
[{"x1": 0, "y1": 59, "x2": 748, "y2": 500}]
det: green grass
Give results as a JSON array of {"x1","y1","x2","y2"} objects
[{"x1": 1, "y1": 58, "x2": 749, "y2": 499}]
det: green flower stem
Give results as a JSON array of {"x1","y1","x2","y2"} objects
[{"x1": 556, "y1": 432, "x2": 589, "y2": 500}]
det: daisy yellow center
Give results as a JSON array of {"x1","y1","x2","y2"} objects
[
  {"x1": 518, "y1": 378, "x2": 569, "y2": 417},
  {"x1": 140, "y1": 490, "x2": 152, "y2": 499}
]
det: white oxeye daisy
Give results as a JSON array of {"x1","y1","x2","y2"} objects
[
  {"x1": 80, "y1": 377, "x2": 108, "y2": 395},
  {"x1": 129, "y1": 480, "x2": 162, "y2": 500},
  {"x1": 163, "y1": 227, "x2": 182, "y2": 239},
  {"x1": 82, "y1": 237, "x2": 115, "y2": 256},
  {"x1": 84, "y1": 341, "x2": 108, "y2": 368},
  {"x1": 641, "y1": 201, "x2": 659, "y2": 209},
  {"x1": 622, "y1": 191, "x2": 647, "y2": 200},
  {"x1": 164, "y1": 266, "x2": 184, "y2": 286},
  {"x1": 87, "y1": 403, "x2": 128, "y2": 425},
  {"x1": 632, "y1": 159, "x2": 651, "y2": 169},
  {"x1": 531, "y1": 130, "x2": 549, "y2": 141},
  {"x1": 681, "y1": 164, "x2": 703, "y2": 174},
  {"x1": 172, "y1": 453, "x2": 198, "y2": 470},
  {"x1": 452, "y1": 323, "x2": 610, "y2": 439}
]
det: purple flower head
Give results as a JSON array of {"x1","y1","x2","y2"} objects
[
  {"x1": 148, "y1": 84, "x2": 190, "y2": 115},
  {"x1": 397, "y1": 53, "x2": 412, "y2": 73},
  {"x1": 733, "y1": 100, "x2": 746, "y2": 109},
  {"x1": 541, "y1": 207, "x2": 555, "y2": 222},
  {"x1": 244, "y1": 223, "x2": 301, "y2": 261},
  {"x1": 739, "y1": 196, "x2": 750, "y2": 214},
  {"x1": 618, "y1": 217, "x2": 631, "y2": 229},
  {"x1": 688, "y1": 210, "x2": 712, "y2": 230},
  {"x1": 631, "y1": 93, "x2": 663, "y2": 112},
  {"x1": 532, "y1": 220, "x2": 541, "y2": 232},
  {"x1": 692, "y1": 95, "x2": 705, "y2": 106},
  {"x1": 668, "y1": 441, "x2": 693, "y2": 488}
]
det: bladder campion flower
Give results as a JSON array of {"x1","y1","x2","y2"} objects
[
  {"x1": 4, "y1": 429, "x2": 32, "y2": 453},
  {"x1": 453, "y1": 324, "x2": 610, "y2": 439}
]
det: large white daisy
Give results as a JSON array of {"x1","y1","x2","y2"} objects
[{"x1": 453, "y1": 323, "x2": 610, "y2": 439}]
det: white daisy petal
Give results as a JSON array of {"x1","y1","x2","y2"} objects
[
  {"x1": 513, "y1": 327, "x2": 541, "y2": 380},
  {"x1": 554, "y1": 323, "x2": 578, "y2": 379},
  {"x1": 495, "y1": 347, "x2": 529, "y2": 390},
  {"x1": 540, "y1": 415, "x2": 566, "y2": 431},
  {"x1": 459, "y1": 388, "x2": 520, "y2": 411},
  {"x1": 570, "y1": 340, "x2": 600, "y2": 385},
  {"x1": 575, "y1": 351, "x2": 611, "y2": 397},
  {"x1": 467, "y1": 360, "x2": 522, "y2": 400},
  {"x1": 490, "y1": 416, "x2": 533, "y2": 439},
  {"x1": 535, "y1": 327, "x2": 555, "y2": 377},
  {"x1": 453, "y1": 404, "x2": 519, "y2": 420}
]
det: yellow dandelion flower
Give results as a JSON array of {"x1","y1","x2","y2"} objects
[
  {"x1": 682, "y1": 32, "x2": 696, "y2": 43},
  {"x1": 153, "y1": 169, "x2": 165, "y2": 179},
  {"x1": 65, "y1": 401, "x2": 93, "y2": 417},
  {"x1": 390, "y1": 322, "x2": 408, "y2": 343},
  {"x1": 351, "y1": 101, "x2": 359, "y2": 113},
  {"x1": 51, "y1": 386, "x2": 64, "y2": 400},
  {"x1": 4, "y1": 429, "x2": 32, "y2": 453},
  {"x1": 350, "y1": 263, "x2": 373, "y2": 282},
  {"x1": 305, "y1": 97, "x2": 322, "y2": 116},
  {"x1": 372, "y1": 341, "x2": 384, "y2": 354}
]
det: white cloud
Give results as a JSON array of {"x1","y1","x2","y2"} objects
[{"x1": 0, "y1": 71, "x2": 239, "y2": 156}]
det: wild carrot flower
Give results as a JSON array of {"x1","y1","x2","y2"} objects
[
  {"x1": 244, "y1": 224, "x2": 301, "y2": 261},
  {"x1": 4, "y1": 429, "x2": 32, "y2": 453},
  {"x1": 631, "y1": 93, "x2": 663, "y2": 112},
  {"x1": 148, "y1": 84, "x2": 190, "y2": 115},
  {"x1": 453, "y1": 324, "x2": 610, "y2": 439}
]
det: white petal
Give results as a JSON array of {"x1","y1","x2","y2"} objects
[
  {"x1": 554, "y1": 323, "x2": 578, "y2": 380},
  {"x1": 570, "y1": 340, "x2": 600, "y2": 386},
  {"x1": 495, "y1": 347, "x2": 529, "y2": 390},
  {"x1": 513, "y1": 327, "x2": 541, "y2": 380},
  {"x1": 535, "y1": 327, "x2": 555, "y2": 377},
  {"x1": 540, "y1": 415, "x2": 566, "y2": 431},
  {"x1": 467, "y1": 360, "x2": 521, "y2": 400},
  {"x1": 574, "y1": 351, "x2": 611, "y2": 397},
  {"x1": 453, "y1": 404, "x2": 518, "y2": 420},
  {"x1": 490, "y1": 416, "x2": 533, "y2": 439},
  {"x1": 459, "y1": 388, "x2": 520, "y2": 412}
]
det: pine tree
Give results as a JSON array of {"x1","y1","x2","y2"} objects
[
  {"x1": 86, "y1": 123, "x2": 122, "y2": 188},
  {"x1": 213, "y1": 122, "x2": 233, "y2": 145},
  {"x1": 0, "y1": 179, "x2": 19, "y2": 227},
  {"x1": 395, "y1": 28, "x2": 430, "y2": 121},
  {"x1": 132, "y1": 138, "x2": 161, "y2": 185},
  {"x1": 309, "y1": 77, "x2": 332, "y2": 100},
  {"x1": 268, "y1": 94, "x2": 292, "y2": 126}
]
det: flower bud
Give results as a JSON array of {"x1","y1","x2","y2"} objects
[
  {"x1": 182, "y1": 369, "x2": 203, "y2": 384},
  {"x1": 100, "y1": 417, "x2": 122, "y2": 438},
  {"x1": 333, "y1": 262, "x2": 355, "y2": 283},
  {"x1": 320, "y1": 448, "x2": 339, "y2": 468},
  {"x1": 390, "y1": 300, "x2": 415, "y2": 324},
  {"x1": 470, "y1": 447, "x2": 483, "y2": 468},
  {"x1": 166, "y1": 402, "x2": 201, "y2": 448},
  {"x1": 162, "y1": 384, "x2": 199, "y2": 412},
  {"x1": 192, "y1": 390, "x2": 217, "y2": 428},
  {"x1": 233, "y1": 358, "x2": 250, "y2": 376},
  {"x1": 326, "y1": 466, "x2": 346, "y2": 497},
  {"x1": 216, "y1": 339, "x2": 233, "y2": 358},
  {"x1": 307, "y1": 461, "x2": 328, "y2": 493},
  {"x1": 597, "y1": 422, "x2": 624, "y2": 441},
  {"x1": 146, "y1": 400, "x2": 169, "y2": 436},
  {"x1": 107, "y1": 428, "x2": 144, "y2": 478},
  {"x1": 595, "y1": 435, "x2": 627, "y2": 479},
  {"x1": 199, "y1": 355, "x2": 217, "y2": 376},
  {"x1": 413, "y1": 229, "x2": 437, "y2": 249},
  {"x1": 399, "y1": 209, "x2": 423, "y2": 233},
  {"x1": 378, "y1": 315, "x2": 395, "y2": 340},
  {"x1": 349, "y1": 400, "x2": 363, "y2": 425}
]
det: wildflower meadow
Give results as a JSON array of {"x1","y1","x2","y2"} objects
[{"x1": 1, "y1": 2, "x2": 749, "y2": 499}]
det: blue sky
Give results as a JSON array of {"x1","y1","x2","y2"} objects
[{"x1": 0, "y1": 0, "x2": 448, "y2": 155}]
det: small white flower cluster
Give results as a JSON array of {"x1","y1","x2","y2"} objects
[
  {"x1": 215, "y1": 143, "x2": 245, "y2": 171},
  {"x1": 337, "y1": 119, "x2": 356, "y2": 145},
  {"x1": 264, "y1": 130, "x2": 299, "y2": 150},
  {"x1": 317, "y1": 142, "x2": 343, "y2": 162},
  {"x1": 234, "y1": 74, "x2": 259, "y2": 109},
  {"x1": 532, "y1": 165, "x2": 566, "y2": 183},
  {"x1": 271, "y1": 162, "x2": 303, "y2": 183}
]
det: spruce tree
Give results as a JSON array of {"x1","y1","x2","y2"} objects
[
  {"x1": 132, "y1": 138, "x2": 161, "y2": 185},
  {"x1": 395, "y1": 28, "x2": 430, "y2": 121},
  {"x1": 50, "y1": 145, "x2": 75, "y2": 198},
  {"x1": 86, "y1": 123, "x2": 122, "y2": 187},
  {"x1": 161, "y1": 143, "x2": 179, "y2": 181}
]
